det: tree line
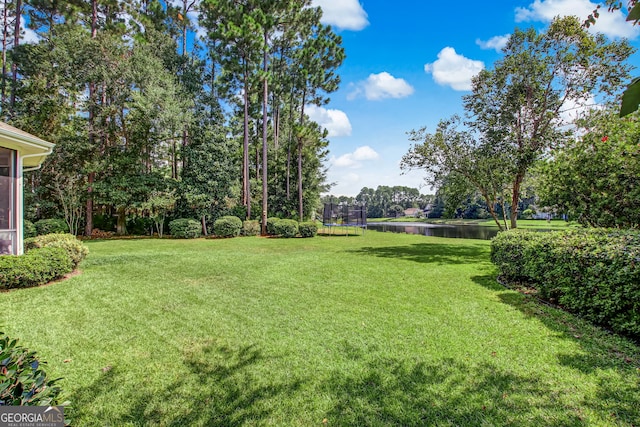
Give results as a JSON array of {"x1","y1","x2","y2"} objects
[
  {"x1": 402, "y1": 16, "x2": 635, "y2": 230},
  {"x1": 2, "y1": 0, "x2": 344, "y2": 236}
]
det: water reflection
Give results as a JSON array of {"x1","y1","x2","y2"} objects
[{"x1": 367, "y1": 222, "x2": 501, "y2": 240}]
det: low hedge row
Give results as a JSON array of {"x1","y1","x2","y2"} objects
[
  {"x1": 213, "y1": 216, "x2": 243, "y2": 238},
  {"x1": 491, "y1": 229, "x2": 640, "y2": 339},
  {"x1": 1, "y1": 234, "x2": 89, "y2": 290}
]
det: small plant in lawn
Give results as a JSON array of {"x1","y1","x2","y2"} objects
[
  {"x1": 169, "y1": 219, "x2": 201, "y2": 239},
  {"x1": 213, "y1": 216, "x2": 243, "y2": 238}
]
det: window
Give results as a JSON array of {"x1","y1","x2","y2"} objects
[{"x1": 0, "y1": 147, "x2": 16, "y2": 255}]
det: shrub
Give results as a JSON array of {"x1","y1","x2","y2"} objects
[
  {"x1": 23, "y1": 220, "x2": 37, "y2": 239},
  {"x1": 0, "y1": 331, "x2": 64, "y2": 406},
  {"x1": 266, "y1": 217, "x2": 281, "y2": 235},
  {"x1": 168, "y1": 218, "x2": 201, "y2": 239},
  {"x1": 0, "y1": 247, "x2": 73, "y2": 290},
  {"x1": 34, "y1": 218, "x2": 69, "y2": 236},
  {"x1": 213, "y1": 216, "x2": 243, "y2": 238},
  {"x1": 26, "y1": 234, "x2": 89, "y2": 268},
  {"x1": 298, "y1": 222, "x2": 318, "y2": 238},
  {"x1": 274, "y1": 219, "x2": 299, "y2": 238},
  {"x1": 491, "y1": 229, "x2": 640, "y2": 339},
  {"x1": 242, "y1": 220, "x2": 260, "y2": 236}
]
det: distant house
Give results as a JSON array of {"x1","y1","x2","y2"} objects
[
  {"x1": 404, "y1": 207, "x2": 422, "y2": 217},
  {"x1": 0, "y1": 122, "x2": 54, "y2": 255}
]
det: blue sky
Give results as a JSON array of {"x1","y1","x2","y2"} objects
[{"x1": 309, "y1": 0, "x2": 640, "y2": 197}]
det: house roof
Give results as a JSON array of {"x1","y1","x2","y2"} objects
[{"x1": 0, "y1": 122, "x2": 54, "y2": 167}]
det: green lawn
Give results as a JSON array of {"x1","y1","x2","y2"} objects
[{"x1": 1, "y1": 232, "x2": 638, "y2": 426}]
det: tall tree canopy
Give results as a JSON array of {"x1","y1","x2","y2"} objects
[
  {"x1": 5, "y1": 0, "x2": 343, "y2": 235},
  {"x1": 403, "y1": 16, "x2": 633, "y2": 229}
]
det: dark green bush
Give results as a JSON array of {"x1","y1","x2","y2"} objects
[
  {"x1": 298, "y1": 222, "x2": 318, "y2": 238},
  {"x1": 0, "y1": 331, "x2": 64, "y2": 406},
  {"x1": 274, "y1": 219, "x2": 299, "y2": 238},
  {"x1": 34, "y1": 218, "x2": 69, "y2": 236},
  {"x1": 0, "y1": 247, "x2": 73, "y2": 290},
  {"x1": 242, "y1": 220, "x2": 260, "y2": 236},
  {"x1": 168, "y1": 219, "x2": 201, "y2": 239},
  {"x1": 23, "y1": 220, "x2": 37, "y2": 239},
  {"x1": 213, "y1": 216, "x2": 243, "y2": 238},
  {"x1": 266, "y1": 217, "x2": 281, "y2": 235},
  {"x1": 491, "y1": 229, "x2": 640, "y2": 339},
  {"x1": 26, "y1": 234, "x2": 89, "y2": 268}
]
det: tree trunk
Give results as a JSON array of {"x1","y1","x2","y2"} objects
[
  {"x1": 1, "y1": 0, "x2": 9, "y2": 109},
  {"x1": 243, "y1": 64, "x2": 251, "y2": 219},
  {"x1": 201, "y1": 215, "x2": 207, "y2": 236},
  {"x1": 116, "y1": 206, "x2": 127, "y2": 235},
  {"x1": 297, "y1": 138, "x2": 303, "y2": 220},
  {"x1": 9, "y1": 0, "x2": 20, "y2": 113},
  {"x1": 261, "y1": 32, "x2": 268, "y2": 235},
  {"x1": 481, "y1": 192, "x2": 504, "y2": 231},
  {"x1": 84, "y1": 0, "x2": 98, "y2": 237},
  {"x1": 510, "y1": 172, "x2": 524, "y2": 229}
]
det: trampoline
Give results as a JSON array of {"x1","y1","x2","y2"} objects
[{"x1": 322, "y1": 202, "x2": 367, "y2": 235}]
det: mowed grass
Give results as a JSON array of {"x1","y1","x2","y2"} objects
[{"x1": 1, "y1": 232, "x2": 639, "y2": 426}]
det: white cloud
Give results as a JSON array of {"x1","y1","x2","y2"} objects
[
  {"x1": 332, "y1": 145, "x2": 379, "y2": 169},
  {"x1": 21, "y1": 27, "x2": 40, "y2": 44},
  {"x1": 306, "y1": 105, "x2": 352, "y2": 137},
  {"x1": 476, "y1": 34, "x2": 511, "y2": 52},
  {"x1": 515, "y1": 0, "x2": 639, "y2": 39},
  {"x1": 559, "y1": 93, "x2": 599, "y2": 124},
  {"x1": 312, "y1": 0, "x2": 369, "y2": 31},
  {"x1": 424, "y1": 47, "x2": 485, "y2": 91},
  {"x1": 348, "y1": 72, "x2": 415, "y2": 101}
]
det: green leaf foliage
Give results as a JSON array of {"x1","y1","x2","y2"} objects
[
  {"x1": 273, "y1": 219, "x2": 298, "y2": 238},
  {"x1": 241, "y1": 220, "x2": 260, "y2": 236},
  {"x1": 25, "y1": 234, "x2": 89, "y2": 268},
  {"x1": 0, "y1": 331, "x2": 64, "y2": 406},
  {"x1": 168, "y1": 219, "x2": 202, "y2": 239},
  {"x1": 491, "y1": 229, "x2": 640, "y2": 339},
  {"x1": 34, "y1": 219, "x2": 69, "y2": 236},
  {"x1": 0, "y1": 247, "x2": 73, "y2": 290},
  {"x1": 619, "y1": 77, "x2": 640, "y2": 117},
  {"x1": 213, "y1": 216, "x2": 243, "y2": 238},
  {"x1": 298, "y1": 222, "x2": 318, "y2": 238}
]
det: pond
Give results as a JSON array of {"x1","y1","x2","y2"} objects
[{"x1": 367, "y1": 222, "x2": 512, "y2": 240}]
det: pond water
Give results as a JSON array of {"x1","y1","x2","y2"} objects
[{"x1": 367, "y1": 222, "x2": 509, "y2": 240}]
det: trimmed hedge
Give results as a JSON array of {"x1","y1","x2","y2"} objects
[
  {"x1": 274, "y1": 219, "x2": 299, "y2": 238},
  {"x1": 0, "y1": 331, "x2": 64, "y2": 406},
  {"x1": 213, "y1": 216, "x2": 242, "y2": 238},
  {"x1": 242, "y1": 220, "x2": 260, "y2": 236},
  {"x1": 34, "y1": 218, "x2": 69, "y2": 236},
  {"x1": 491, "y1": 229, "x2": 640, "y2": 339},
  {"x1": 169, "y1": 219, "x2": 201, "y2": 239},
  {"x1": 266, "y1": 217, "x2": 281, "y2": 235},
  {"x1": 25, "y1": 233, "x2": 89, "y2": 268},
  {"x1": 0, "y1": 247, "x2": 73, "y2": 290},
  {"x1": 23, "y1": 220, "x2": 37, "y2": 239},
  {"x1": 298, "y1": 222, "x2": 318, "y2": 238}
]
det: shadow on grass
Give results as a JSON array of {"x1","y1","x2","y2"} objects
[
  {"x1": 471, "y1": 274, "x2": 640, "y2": 424},
  {"x1": 68, "y1": 341, "x2": 303, "y2": 426},
  {"x1": 347, "y1": 243, "x2": 491, "y2": 265},
  {"x1": 322, "y1": 356, "x2": 588, "y2": 426}
]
